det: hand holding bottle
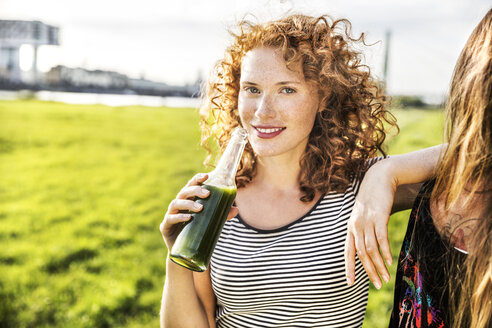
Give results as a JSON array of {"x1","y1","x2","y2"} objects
[{"x1": 159, "y1": 173, "x2": 239, "y2": 252}]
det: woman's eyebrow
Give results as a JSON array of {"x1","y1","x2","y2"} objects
[
  {"x1": 240, "y1": 81, "x2": 301, "y2": 85},
  {"x1": 240, "y1": 81, "x2": 259, "y2": 85},
  {"x1": 277, "y1": 81, "x2": 301, "y2": 85}
]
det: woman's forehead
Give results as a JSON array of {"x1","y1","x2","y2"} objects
[{"x1": 240, "y1": 47, "x2": 304, "y2": 82}]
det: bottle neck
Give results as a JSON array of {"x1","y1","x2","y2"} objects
[{"x1": 207, "y1": 129, "x2": 248, "y2": 187}]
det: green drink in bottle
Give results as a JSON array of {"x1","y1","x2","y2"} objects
[{"x1": 170, "y1": 127, "x2": 248, "y2": 271}]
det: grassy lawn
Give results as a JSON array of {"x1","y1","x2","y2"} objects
[{"x1": 0, "y1": 99, "x2": 444, "y2": 327}]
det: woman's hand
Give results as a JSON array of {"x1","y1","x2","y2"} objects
[
  {"x1": 344, "y1": 160, "x2": 395, "y2": 289},
  {"x1": 159, "y1": 173, "x2": 239, "y2": 251}
]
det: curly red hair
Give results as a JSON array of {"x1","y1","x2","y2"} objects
[{"x1": 200, "y1": 14, "x2": 397, "y2": 202}]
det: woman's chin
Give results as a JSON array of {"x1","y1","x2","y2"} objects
[
  {"x1": 250, "y1": 145, "x2": 290, "y2": 158},
  {"x1": 250, "y1": 146, "x2": 281, "y2": 158}
]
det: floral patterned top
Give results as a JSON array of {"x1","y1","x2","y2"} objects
[{"x1": 389, "y1": 180, "x2": 466, "y2": 328}]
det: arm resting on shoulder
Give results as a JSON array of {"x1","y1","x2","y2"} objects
[
  {"x1": 344, "y1": 144, "x2": 445, "y2": 289},
  {"x1": 389, "y1": 144, "x2": 445, "y2": 213}
]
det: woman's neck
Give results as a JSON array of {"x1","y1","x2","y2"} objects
[{"x1": 254, "y1": 153, "x2": 302, "y2": 191}]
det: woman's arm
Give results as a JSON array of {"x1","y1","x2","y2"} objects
[
  {"x1": 159, "y1": 173, "x2": 237, "y2": 328},
  {"x1": 344, "y1": 144, "x2": 445, "y2": 289},
  {"x1": 194, "y1": 268, "x2": 217, "y2": 328},
  {"x1": 161, "y1": 259, "x2": 211, "y2": 328},
  {"x1": 159, "y1": 174, "x2": 212, "y2": 328}
]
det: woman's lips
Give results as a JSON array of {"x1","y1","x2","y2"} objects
[{"x1": 253, "y1": 126, "x2": 286, "y2": 139}]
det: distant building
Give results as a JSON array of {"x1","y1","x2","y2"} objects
[
  {"x1": 46, "y1": 65, "x2": 128, "y2": 90},
  {"x1": 45, "y1": 65, "x2": 199, "y2": 97},
  {"x1": 0, "y1": 20, "x2": 59, "y2": 83},
  {"x1": 128, "y1": 77, "x2": 170, "y2": 93}
]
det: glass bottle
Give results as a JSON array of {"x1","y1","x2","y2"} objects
[{"x1": 170, "y1": 127, "x2": 248, "y2": 271}]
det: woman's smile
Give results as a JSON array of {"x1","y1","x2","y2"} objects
[{"x1": 253, "y1": 125, "x2": 286, "y2": 139}]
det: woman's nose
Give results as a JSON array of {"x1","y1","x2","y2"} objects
[{"x1": 255, "y1": 95, "x2": 276, "y2": 119}]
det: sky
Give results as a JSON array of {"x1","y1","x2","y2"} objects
[{"x1": 0, "y1": 0, "x2": 490, "y2": 101}]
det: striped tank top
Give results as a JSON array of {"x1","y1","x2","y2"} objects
[{"x1": 210, "y1": 176, "x2": 371, "y2": 328}]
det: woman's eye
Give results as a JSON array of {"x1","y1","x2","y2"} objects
[
  {"x1": 245, "y1": 87, "x2": 260, "y2": 94},
  {"x1": 281, "y1": 87, "x2": 296, "y2": 94}
]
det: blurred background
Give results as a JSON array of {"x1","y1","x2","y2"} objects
[{"x1": 0, "y1": 0, "x2": 490, "y2": 327}]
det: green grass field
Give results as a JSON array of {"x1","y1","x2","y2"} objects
[{"x1": 0, "y1": 99, "x2": 444, "y2": 327}]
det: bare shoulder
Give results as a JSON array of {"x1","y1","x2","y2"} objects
[{"x1": 430, "y1": 194, "x2": 486, "y2": 252}]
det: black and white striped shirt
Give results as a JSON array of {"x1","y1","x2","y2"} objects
[{"x1": 210, "y1": 176, "x2": 372, "y2": 328}]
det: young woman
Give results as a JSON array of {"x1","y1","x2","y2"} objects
[
  {"x1": 160, "y1": 14, "x2": 440, "y2": 328},
  {"x1": 346, "y1": 9, "x2": 491, "y2": 328}
]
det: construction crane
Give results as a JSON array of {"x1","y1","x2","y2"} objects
[{"x1": 0, "y1": 20, "x2": 59, "y2": 84}]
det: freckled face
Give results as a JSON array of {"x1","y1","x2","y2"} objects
[{"x1": 238, "y1": 47, "x2": 320, "y2": 159}]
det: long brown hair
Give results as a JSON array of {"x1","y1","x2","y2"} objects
[
  {"x1": 200, "y1": 14, "x2": 396, "y2": 202},
  {"x1": 432, "y1": 9, "x2": 492, "y2": 327}
]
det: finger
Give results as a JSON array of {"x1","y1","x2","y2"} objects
[
  {"x1": 167, "y1": 199, "x2": 203, "y2": 214},
  {"x1": 227, "y1": 206, "x2": 239, "y2": 221},
  {"x1": 364, "y1": 229, "x2": 390, "y2": 284},
  {"x1": 185, "y1": 173, "x2": 209, "y2": 187},
  {"x1": 344, "y1": 230, "x2": 356, "y2": 286},
  {"x1": 375, "y1": 224, "x2": 393, "y2": 267},
  {"x1": 354, "y1": 230, "x2": 382, "y2": 289},
  {"x1": 160, "y1": 213, "x2": 192, "y2": 233},
  {"x1": 177, "y1": 185, "x2": 210, "y2": 200}
]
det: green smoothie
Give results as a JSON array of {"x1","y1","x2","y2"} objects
[{"x1": 170, "y1": 184, "x2": 237, "y2": 272}]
